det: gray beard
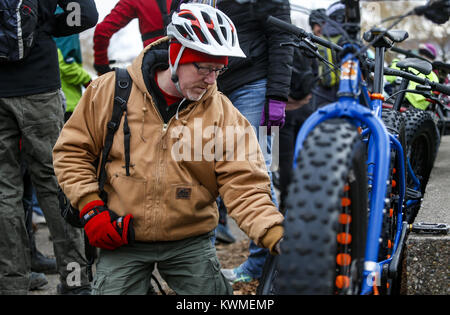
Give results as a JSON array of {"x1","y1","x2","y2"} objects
[{"x1": 186, "y1": 89, "x2": 206, "y2": 102}]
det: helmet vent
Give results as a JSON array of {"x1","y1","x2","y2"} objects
[
  {"x1": 180, "y1": 12, "x2": 196, "y2": 21},
  {"x1": 209, "y1": 29, "x2": 221, "y2": 45},
  {"x1": 216, "y1": 13, "x2": 223, "y2": 25},
  {"x1": 176, "y1": 24, "x2": 192, "y2": 40},
  {"x1": 192, "y1": 25, "x2": 209, "y2": 44},
  {"x1": 201, "y1": 11, "x2": 212, "y2": 25},
  {"x1": 220, "y1": 26, "x2": 227, "y2": 41}
]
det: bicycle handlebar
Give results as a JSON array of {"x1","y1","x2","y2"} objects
[
  {"x1": 266, "y1": 16, "x2": 343, "y2": 51},
  {"x1": 424, "y1": 81, "x2": 450, "y2": 96},
  {"x1": 390, "y1": 47, "x2": 429, "y2": 62},
  {"x1": 381, "y1": 64, "x2": 450, "y2": 95}
]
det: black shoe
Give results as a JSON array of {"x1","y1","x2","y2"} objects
[
  {"x1": 29, "y1": 272, "x2": 48, "y2": 290},
  {"x1": 31, "y1": 250, "x2": 57, "y2": 274},
  {"x1": 57, "y1": 283, "x2": 91, "y2": 295}
]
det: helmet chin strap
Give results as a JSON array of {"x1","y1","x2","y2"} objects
[
  {"x1": 168, "y1": 43, "x2": 188, "y2": 120},
  {"x1": 169, "y1": 44, "x2": 186, "y2": 97}
]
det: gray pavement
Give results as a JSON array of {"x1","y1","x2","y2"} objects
[
  {"x1": 415, "y1": 135, "x2": 450, "y2": 225},
  {"x1": 402, "y1": 135, "x2": 450, "y2": 294}
]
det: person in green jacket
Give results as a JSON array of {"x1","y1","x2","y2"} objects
[
  {"x1": 385, "y1": 43, "x2": 439, "y2": 110},
  {"x1": 54, "y1": 33, "x2": 92, "y2": 122}
]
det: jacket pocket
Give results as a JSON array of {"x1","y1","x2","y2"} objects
[
  {"x1": 210, "y1": 257, "x2": 233, "y2": 295},
  {"x1": 170, "y1": 183, "x2": 214, "y2": 211}
]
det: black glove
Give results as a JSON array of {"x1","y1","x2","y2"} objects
[
  {"x1": 415, "y1": 0, "x2": 450, "y2": 24},
  {"x1": 94, "y1": 63, "x2": 114, "y2": 76}
]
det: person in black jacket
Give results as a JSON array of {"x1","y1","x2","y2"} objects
[
  {"x1": 312, "y1": 1, "x2": 345, "y2": 108},
  {"x1": 216, "y1": 0, "x2": 294, "y2": 284},
  {"x1": 276, "y1": 48, "x2": 316, "y2": 212},
  {"x1": 273, "y1": 8, "x2": 327, "y2": 213},
  {"x1": 0, "y1": 0, "x2": 98, "y2": 295}
]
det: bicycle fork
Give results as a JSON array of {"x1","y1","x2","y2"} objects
[
  {"x1": 293, "y1": 100, "x2": 391, "y2": 295},
  {"x1": 372, "y1": 133, "x2": 408, "y2": 292}
]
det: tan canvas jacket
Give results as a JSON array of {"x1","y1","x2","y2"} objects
[{"x1": 53, "y1": 38, "x2": 283, "y2": 245}]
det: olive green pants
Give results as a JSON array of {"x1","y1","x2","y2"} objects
[
  {"x1": 92, "y1": 232, "x2": 233, "y2": 295},
  {"x1": 0, "y1": 90, "x2": 89, "y2": 294}
]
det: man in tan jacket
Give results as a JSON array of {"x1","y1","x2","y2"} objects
[{"x1": 53, "y1": 3, "x2": 283, "y2": 295}]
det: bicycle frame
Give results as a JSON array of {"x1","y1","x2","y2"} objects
[{"x1": 292, "y1": 43, "x2": 407, "y2": 294}]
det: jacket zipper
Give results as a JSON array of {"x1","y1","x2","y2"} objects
[{"x1": 143, "y1": 88, "x2": 199, "y2": 239}]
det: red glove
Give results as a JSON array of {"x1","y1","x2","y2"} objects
[
  {"x1": 83, "y1": 80, "x2": 92, "y2": 89},
  {"x1": 80, "y1": 200, "x2": 134, "y2": 250}
]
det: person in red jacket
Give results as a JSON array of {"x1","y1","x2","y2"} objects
[{"x1": 93, "y1": 0, "x2": 179, "y2": 75}]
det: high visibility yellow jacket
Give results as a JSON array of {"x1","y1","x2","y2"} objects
[{"x1": 385, "y1": 59, "x2": 439, "y2": 110}]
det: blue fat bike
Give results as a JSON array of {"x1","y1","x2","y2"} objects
[{"x1": 257, "y1": 0, "x2": 450, "y2": 295}]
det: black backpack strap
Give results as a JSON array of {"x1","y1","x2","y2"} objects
[
  {"x1": 156, "y1": 0, "x2": 170, "y2": 26},
  {"x1": 98, "y1": 68, "x2": 132, "y2": 202},
  {"x1": 141, "y1": 0, "x2": 170, "y2": 43},
  {"x1": 142, "y1": 29, "x2": 166, "y2": 43}
]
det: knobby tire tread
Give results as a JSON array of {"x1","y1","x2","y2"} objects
[
  {"x1": 263, "y1": 119, "x2": 367, "y2": 294},
  {"x1": 403, "y1": 108, "x2": 439, "y2": 222}
]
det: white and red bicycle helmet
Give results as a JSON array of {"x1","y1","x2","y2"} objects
[{"x1": 167, "y1": 3, "x2": 246, "y2": 58}]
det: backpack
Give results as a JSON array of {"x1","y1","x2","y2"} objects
[
  {"x1": 317, "y1": 34, "x2": 342, "y2": 88},
  {"x1": 58, "y1": 68, "x2": 132, "y2": 280},
  {"x1": 0, "y1": 0, "x2": 39, "y2": 62},
  {"x1": 59, "y1": 68, "x2": 132, "y2": 227}
]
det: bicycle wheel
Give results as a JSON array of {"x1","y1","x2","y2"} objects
[
  {"x1": 379, "y1": 109, "x2": 407, "y2": 294},
  {"x1": 264, "y1": 119, "x2": 367, "y2": 295},
  {"x1": 403, "y1": 109, "x2": 439, "y2": 223}
]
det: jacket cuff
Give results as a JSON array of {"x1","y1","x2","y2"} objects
[
  {"x1": 261, "y1": 225, "x2": 284, "y2": 254},
  {"x1": 78, "y1": 192, "x2": 102, "y2": 212},
  {"x1": 266, "y1": 95, "x2": 288, "y2": 102}
]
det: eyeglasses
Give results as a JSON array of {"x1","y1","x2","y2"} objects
[{"x1": 193, "y1": 62, "x2": 228, "y2": 77}]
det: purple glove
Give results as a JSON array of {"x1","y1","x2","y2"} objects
[{"x1": 260, "y1": 99, "x2": 286, "y2": 133}]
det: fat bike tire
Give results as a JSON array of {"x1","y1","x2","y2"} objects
[
  {"x1": 403, "y1": 109, "x2": 439, "y2": 223},
  {"x1": 379, "y1": 109, "x2": 407, "y2": 294},
  {"x1": 262, "y1": 119, "x2": 368, "y2": 295}
]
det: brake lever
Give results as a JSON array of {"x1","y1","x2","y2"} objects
[
  {"x1": 281, "y1": 38, "x2": 319, "y2": 59},
  {"x1": 280, "y1": 40, "x2": 302, "y2": 49}
]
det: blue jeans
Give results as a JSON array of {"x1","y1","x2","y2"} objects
[{"x1": 218, "y1": 78, "x2": 279, "y2": 278}]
